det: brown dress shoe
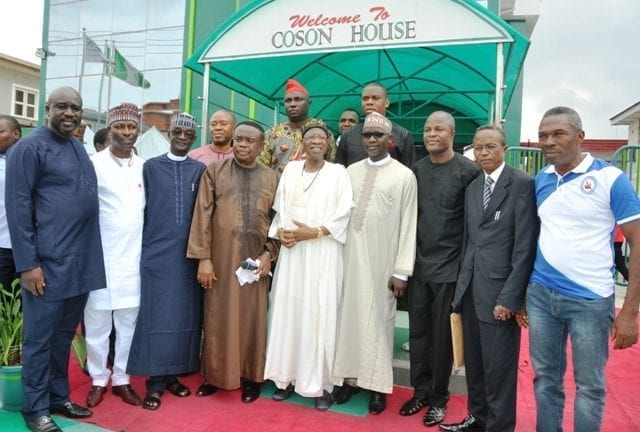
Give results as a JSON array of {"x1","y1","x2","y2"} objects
[
  {"x1": 86, "y1": 386, "x2": 107, "y2": 408},
  {"x1": 112, "y1": 384, "x2": 142, "y2": 406}
]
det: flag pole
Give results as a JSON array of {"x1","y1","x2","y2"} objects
[
  {"x1": 96, "y1": 39, "x2": 108, "y2": 128},
  {"x1": 79, "y1": 28, "x2": 86, "y2": 96},
  {"x1": 107, "y1": 40, "x2": 114, "y2": 111}
]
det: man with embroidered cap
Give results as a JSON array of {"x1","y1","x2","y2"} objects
[
  {"x1": 523, "y1": 106, "x2": 640, "y2": 432},
  {"x1": 335, "y1": 82, "x2": 415, "y2": 168},
  {"x1": 259, "y1": 78, "x2": 335, "y2": 173},
  {"x1": 127, "y1": 112, "x2": 206, "y2": 410},
  {"x1": 188, "y1": 109, "x2": 236, "y2": 165},
  {"x1": 332, "y1": 111, "x2": 418, "y2": 415},
  {"x1": 84, "y1": 102, "x2": 145, "y2": 408},
  {"x1": 6, "y1": 86, "x2": 105, "y2": 432}
]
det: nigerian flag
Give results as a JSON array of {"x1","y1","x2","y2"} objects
[{"x1": 111, "y1": 46, "x2": 150, "y2": 89}]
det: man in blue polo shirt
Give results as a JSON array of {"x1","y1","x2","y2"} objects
[{"x1": 524, "y1": 106, "x2": 640, "y2": 432}]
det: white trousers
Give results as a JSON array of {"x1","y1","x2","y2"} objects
[{"x1": 84, "y1": 306, "x2": 139, "y2": 387}]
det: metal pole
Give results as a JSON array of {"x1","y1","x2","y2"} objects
[
  {"x1": 96, "y1": 40, "x2": 109, "y2": 128},
  {"x1": 107, "y1": 40, "x2": 114, "y2": 111},
  {"x1": 494, "y1": 42, "x2": 504, "y2": 125},
  {"x1": 273, "y1": 100, "x2": 279, "y2": 127},
  {"x1": 79, "y1": 28, "x2": 86, "y2": 96},
  {"x1": 200, "y1": 62, "x2": 211, "y2": 147}
]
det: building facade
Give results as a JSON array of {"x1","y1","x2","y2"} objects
[
  {"x1": 0, "y1": 53, "x2": 40, "y2": 128},
  {"x1": 39, "y1": 0, "x2": 538, "y2": 148}
]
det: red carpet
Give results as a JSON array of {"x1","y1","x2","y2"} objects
[{"x1": 68, "y1": 328, "x2": 640, "y2": 432}]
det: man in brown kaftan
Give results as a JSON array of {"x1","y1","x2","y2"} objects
[{"x1": 187, "y1": 121, "x2": 278, "y2": 403}]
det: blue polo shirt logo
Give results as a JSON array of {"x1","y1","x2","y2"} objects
[{"x1": 581, "y1": 176, "x2": 596, "y2": 194}]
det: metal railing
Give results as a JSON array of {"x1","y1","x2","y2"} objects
[
  {"x1": 505, "y1": 146, "x2": 545, "y2": 176},
  {"x1": 611, "y1": 145, "x2": 640, "y2": 287}
]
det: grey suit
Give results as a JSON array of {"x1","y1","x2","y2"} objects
[{"x1": 453, "y1": 164, "x2": 538, "y2": 432}]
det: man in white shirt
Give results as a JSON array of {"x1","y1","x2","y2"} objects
[{"x1": 84, "y1": 102, "x2": 145, "y2": 408}]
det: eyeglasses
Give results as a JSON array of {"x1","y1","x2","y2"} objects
[
  {"x1": 361, "y1": 131, "x2": 387, "y2": 139},
  {"x1": 170, "y1": 128, "x2": 196, "y2": 139},
  {"x1": 472, "y1": 144, "x2": 502, "y2": 153},
  {"x1": 303, "y1": 135, "x2": 328, "y2": 143}
]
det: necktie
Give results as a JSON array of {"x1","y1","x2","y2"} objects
[{"x1": 483, "y1": 176, "x2": 494, "y2": 210}]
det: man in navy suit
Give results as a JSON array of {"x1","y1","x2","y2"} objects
[
  {"x1": 440, "y1": 125, "x2": 538, "y2": 432},
  {"x1": 6, "y1": 86, "x2": 106, "y2": 432}
]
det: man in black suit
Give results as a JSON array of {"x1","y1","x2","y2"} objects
[{"x1": 440, "y1": 125, "x2": 538, "y2": 432}]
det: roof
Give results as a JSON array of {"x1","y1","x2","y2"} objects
[
  {"x1": 610, "y1": 101, "x2": 640, "y2": 126},
  {"x1": 185, "y1": 0, "x2": 529, "y2": 135},
  {"x1": 0, "y1": 52, "x2": 40, "y2": 72}
]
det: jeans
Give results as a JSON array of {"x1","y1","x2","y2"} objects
[{"x1": 526, "y1": 282, "x2": 614, "y2": 432}]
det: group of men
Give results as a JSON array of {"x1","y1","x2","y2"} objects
[{"x1": 3, "y1": 79, "x2": 638, "y2": 432}]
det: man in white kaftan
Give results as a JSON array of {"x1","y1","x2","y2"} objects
[
  {"x1": 264, "y1": 123, "x2": 353, "y2": 408},
  {"x1": 332, "y1": 112, "x2": 417, "y2": 415},
  {"x1": 84, "y1": 103, "x2": 145, "y2": 407}
]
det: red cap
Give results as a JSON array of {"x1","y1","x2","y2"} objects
[{"x1": 285, "y1": 79, "x2": 308, "y2": 96}]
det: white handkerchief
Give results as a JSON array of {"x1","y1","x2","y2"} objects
[{"x1": 235, "y1": 258, "x2": 271, "y2": 286}]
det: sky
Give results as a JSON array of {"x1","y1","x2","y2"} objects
[{"x1": 1, "y1": 0, "x2": 638, "y2": 141}]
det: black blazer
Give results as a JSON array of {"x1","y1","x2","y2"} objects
[{"x1": 453, "y1": 164, "x2": 539, "y2": 323}]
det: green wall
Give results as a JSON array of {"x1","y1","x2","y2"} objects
[{"x1": 181, "y1": 0, "x2": 275, "y2": 133}]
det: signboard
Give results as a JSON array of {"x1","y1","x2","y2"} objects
[{"x1": 199, "y1": 0, "x2": 512, "y2": 63}]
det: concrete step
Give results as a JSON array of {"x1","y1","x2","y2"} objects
[{"x1": 393, "y1": 312, "x2": 468, "y2": 394}]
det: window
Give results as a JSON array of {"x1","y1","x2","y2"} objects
[{"x1": 12, "y1": 85, "x2": 38, "y2": 121}]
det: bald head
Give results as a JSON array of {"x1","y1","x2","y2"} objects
[
  {"x1": 46, "y1": 86, "x2": 83, "y2": 139},
  {"x1": 423, "y1": 111, "x2": 456, "y2": 162},
  {"x1": 426, "y1": 111, "x2": 455, "y2": 131},
  {"x1": 47, "y1": 86, "x2": 81, "y2": 106},
  {"x1": 209, "y1": 109, "x2": 236, "y2": 148}
]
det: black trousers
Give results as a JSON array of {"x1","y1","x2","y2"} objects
[
  {"x1": 462, "y1": 287, "x2": 520, "y2": 432},
  {"x1": 408, "y1": 280, "x2": 455, "y2": 407},
  {"x1": 146, "y1": 375, "x2": 178, "y2": 392}
]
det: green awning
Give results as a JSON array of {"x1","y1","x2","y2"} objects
[{"x1": 185, "y1": 0, "x2": 529, "y2": 134}]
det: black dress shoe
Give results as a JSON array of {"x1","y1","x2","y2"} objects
[
  {"x1": 272, "y1": 383, "x2": 295, "y2": 401},
  {"x1": 439, "y1": 415, "x2": 484, "y2": 431},
  {"x1": 50, "y1": 401, "x2": 93, "y2": 419},
  {"x1": 167, "y1": 381, "x2": 191, "y2": 398},
  {"x1": 241, "y1": 380, "x2": 261, "y2": 403},
  {"x1": 315, "y1": 390, "x2": 333, "y2": 411},
  {"x1": 424, "y1": 406, "x2": 446, "y2": 426},
  {"x1": 25, "y1": 415, "x2": 62, "y2": 432},
  {"x1": 368, "y1": 391, "x2": 387, "y2": 414},
  {"x1": 195, "y1": 382, "x2": 218, "y2": 397},
  {"x1": 332, "y1": 383, "x2": 359, "y2": 404}
]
